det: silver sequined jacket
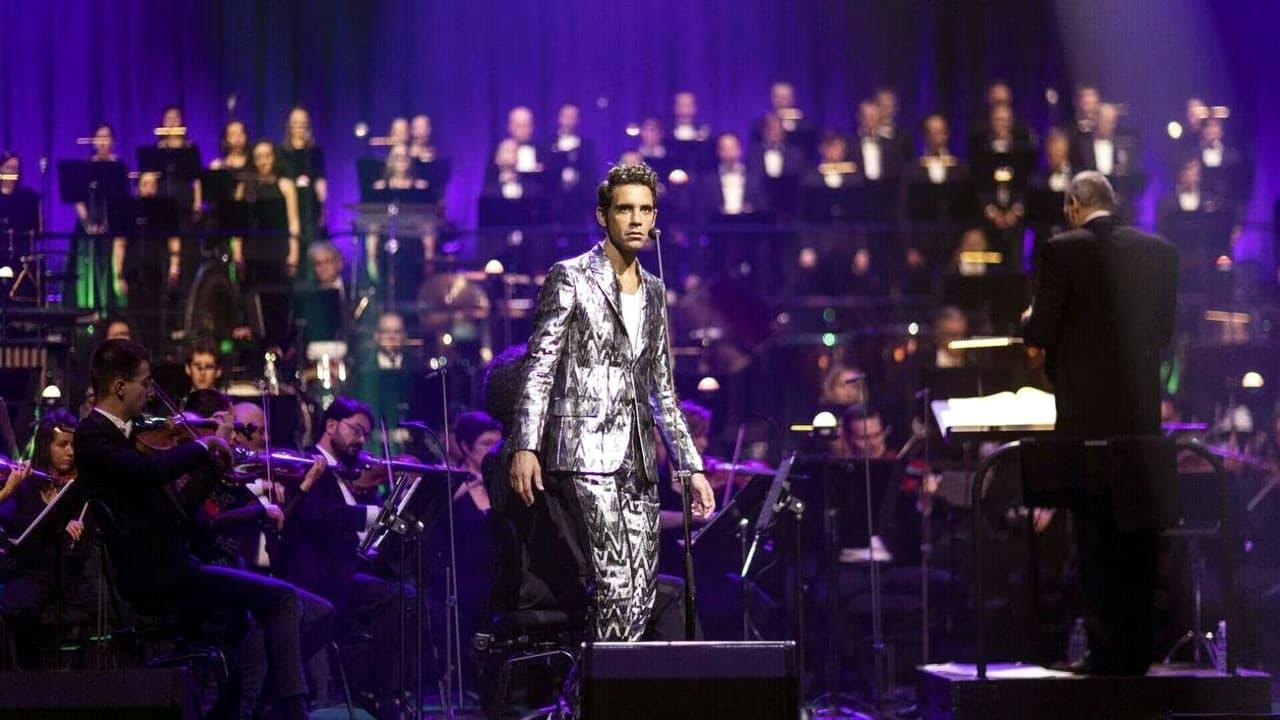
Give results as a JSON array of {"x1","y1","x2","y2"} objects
[{"x1": 511, "y1": 242, "x2": 704, "y2": 476}]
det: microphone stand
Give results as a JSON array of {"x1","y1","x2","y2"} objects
[{"x1": 654, "y1": 227, "x2": 698, "y2": 640}]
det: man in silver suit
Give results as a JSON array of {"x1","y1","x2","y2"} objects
[{"x1": 509, "y1": 163, "x2": 716, "y2": 641}]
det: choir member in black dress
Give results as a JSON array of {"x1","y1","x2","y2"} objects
[
  {"x1": 281, "y1": 106, "x2": 328, "y2": 243},
  {"x1": 234, "y1": 141, "x2": 301, "y2": 343},
  {"x1": 235, "y1": 140, "x2": 301, "y2": 275},
  {"x1": 74, "y1": 123, "x2": 121, "y2": 232},
  {"x1": 211, "y1": 120, "x2": 250, "y2": 172},
  {"x1": 115, "y1": 170, "x2": 182, "y2": 311},
  {"x1": 154, "y1": 105, "x2": 203, "y2": 223},
  {"x1": 0, "y1": 151, "x2": 41, "y2": 239},
  {"x1": 0, "y1": 410, "x2": 93, "y2": 669}
]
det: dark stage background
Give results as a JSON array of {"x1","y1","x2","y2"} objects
[{"x1": 1, "y1": 0, "x2": 1276, "y2": 262}]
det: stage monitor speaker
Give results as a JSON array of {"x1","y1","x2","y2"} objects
[
  {"x1": 0, "y1": 668, "x2": 199, "y2": 719},
  {"x1": 581, "y1": 641, "x2": 799, "y2": 720}
]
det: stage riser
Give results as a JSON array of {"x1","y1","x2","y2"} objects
[
  {"x1": 0, "y1": 669, "x2": 199, "y2": 719},
  {"x1": 582, "y1": 641, "x2": 800, "y2": 720},
  {"x1": 918, "y1": 668, "x2": 1272, "y2": 720}
]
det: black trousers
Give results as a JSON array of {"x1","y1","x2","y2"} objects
[
  {"x1": 332, "y1": 572, "x2": 419, "y2": 701},
  {"x1": 234, "y1": 581, "x2": 334, "y2": 716},
  {"x1": 1073, "y1": 489, "x2": 1160, "y2": 674},
  {"x1": 132, "y1": 564, "x2": 313, "y2": 700}
]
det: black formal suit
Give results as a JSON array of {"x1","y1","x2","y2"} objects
[
  {"x1": 74, "y1": 411, "x2": 211, "y2": 594},
  {"x1": 851, "y1": 133, "x2": 904, "y2": 183},
  {"x1": 277, "y1": 460, "x2": 369, "y2": 600},
  {"x1": 278, "y1": 456, "x2": 412, "y2": 701},
  {"x1": 1023, "y1": 215, "x2": 1178, "y2": 675},
  {"x1": 1024, "y1": 215, "x2": 1178, "y2": 437},
  {"x1": 747, "y1": 143, "x2": 804, "y2": 220},
  {"x1": 75, "y1": 410, "x2": 314, "y2": 700},
  {"x1": 695, "y1": 165, "x2": 769, "y2": 222}
]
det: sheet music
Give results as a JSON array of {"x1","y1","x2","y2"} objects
[
  {"x1": 9, "y1": 478, "x2": 77, "y2": 548},
  {"x1": 931, "y1": 386, "x2": 1057, "y2": 435}
]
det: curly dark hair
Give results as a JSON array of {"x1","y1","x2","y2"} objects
[
  {"x1": 453, "y1": 411, "x2": 502, "y2": 451},
  {"x1": 482, "y1": 343, "x2": 527, "y2": 430},
  {"x1": 596, "y1": 162, "x2": 659, "y2": 212}
]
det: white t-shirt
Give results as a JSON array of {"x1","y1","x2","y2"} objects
[{"x1": 620, "y1": 289, "x2": 645, "y2": 357}]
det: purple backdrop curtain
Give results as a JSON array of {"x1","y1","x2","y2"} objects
[{"x1": 1, "y1": 0, "x2": 1273, "y2": 263}]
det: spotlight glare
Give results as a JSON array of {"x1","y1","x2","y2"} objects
[
  {"x1": 1167, "y1": 121, "x2": 1183, "y2": 140},
  {"x1": 697, "y1": 376, "x2": 721, "y2": 393},
  {"x1": 812, "y1": 411, "x2": 838, "y2": 429},
  {"x1": 1242, "y1": 371, "x2": 1265, "y2": 389}
]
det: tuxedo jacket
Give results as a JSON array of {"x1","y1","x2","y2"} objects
[
  {"x1": 851, "y1": 134, "x2": 905, "y2": 182},
  {"x1": 74, "y1": 410, "x2": 211, "y2": 595},
  {"x1": 1023, "y1": 216, "x2": 1178, "y2": 438},
  {"x1": 512, "y1": 243, "x2": 703, "y2": 477},
  {"x1": 277, "y1": 458, "x2": 369, "y2": 598}
]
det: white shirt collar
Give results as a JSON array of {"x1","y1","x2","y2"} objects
[
  {"x1": 94, "y1": 406, "x2": 133, "y2": 436},
  {"x1": 1082, "y1": 210, "x2": 1112, "y2": 224},
  {"x1": 316, "y1": 443, "x2": 339, "y2": 467}
]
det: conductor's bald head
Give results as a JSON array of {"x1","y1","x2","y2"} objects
[{"x1": 1064, "y1": 171, "x2": 1116, "y2": 228}]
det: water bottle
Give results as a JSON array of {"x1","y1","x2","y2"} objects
[
  {"x1": 1067, "y1": 617, "x2": 1088, "y2": 664},
  {"x1": 1213, "y1": 620, "x2": 1227, "y2": 673}
]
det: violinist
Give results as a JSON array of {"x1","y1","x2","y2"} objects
[
  {"x1": 0, "y1": 410, "x2": 94, "y2": 669},
  {"x1": 74, "y1": 338, "x2": 316, "y2": 720},
  {"x1": 276, "y1": 396, "x2": 414, "y2": 713},
  {"x1": 182, "y1": 390, "x2": 334, "y2": 718}
]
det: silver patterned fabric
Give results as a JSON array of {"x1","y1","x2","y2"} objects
[
  {"x1": 513, "y1": 242, "x2": 702, "y2": 639},
  {"x1": 565, "y1": 431, "x2": 659, "y2": 640},
  {"x1": 512, "y1": 242, "x2": 703, "y2": 476}
]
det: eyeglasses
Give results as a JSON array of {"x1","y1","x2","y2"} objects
[{"x1": 339, "y1": 419, "x2": 372, "y2": 439}]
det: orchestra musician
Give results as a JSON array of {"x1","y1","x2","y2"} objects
[
  {"x1": 74, "y1": 338, "x2": 317, "y2": 719},
  {"x1": 0, "y1": 410, "x2": 93, "y2": 669},
  {"x1": 280, "y1": 106, "x2": 328, "y2": 242},
  {"x1": 275, "y1": 396, "x2": 414, "y2": 715}
]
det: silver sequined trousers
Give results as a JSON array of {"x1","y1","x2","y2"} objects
[{"x1": 565, "y1": 429, "x2": 659, "y2": 641}]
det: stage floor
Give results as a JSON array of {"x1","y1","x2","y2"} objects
[{"x1": 918, "y1": 662, "x2": 1273, "y2": 720}]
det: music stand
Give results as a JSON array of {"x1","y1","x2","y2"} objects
[
  {"x1": 137, "y1": 147, "x2": 201, "y2": 182},
  {"x1": 201, "y1": 168, "x2": 241, "y2": 208},
  {"x1": 57, "y1": 160, "x2": 129, "y2": 206}
]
